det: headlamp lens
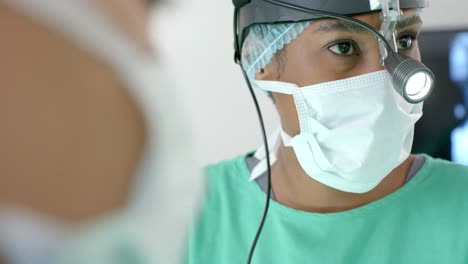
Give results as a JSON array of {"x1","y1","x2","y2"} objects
[
  {"x1": 405, "y1": 71, "x2": 433, "y2": 101},
  {"x1": 384, "y1": 52, "x2": 435, "y2": 103}
]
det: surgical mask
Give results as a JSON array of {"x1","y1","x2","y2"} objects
[
  {"x1": 252, "y1": 70, "x2": 423, "y2": 193},
  {"x1": 0, "y1": 0, "x2": 202, "y2": 263}
]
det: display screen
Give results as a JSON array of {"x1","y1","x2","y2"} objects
[{"x1": 412, "y1": 29, "x2": 468, "y2": 165}]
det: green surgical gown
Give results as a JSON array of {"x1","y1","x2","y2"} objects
[{"x1": 185, "y1": 153, "x2": 468, "y2": 264}]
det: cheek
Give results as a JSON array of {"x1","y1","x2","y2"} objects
[{"x1": 272, "y1": 93, "x2": 301, "y2": 136}]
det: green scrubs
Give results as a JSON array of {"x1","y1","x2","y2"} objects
[{"x1": 185, "y1": 153, "x2": 468, "y2": 263}]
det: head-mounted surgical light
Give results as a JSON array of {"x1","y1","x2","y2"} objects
[
  {"x1": 233, "y1": 0, "x2": 435, "y2": 104},
  {"x1": 385, "y1": 51, "x2": 434, "y2": 103},
  {"x1": 378, "y1": 0, "x2": 434, "y2": 103}
]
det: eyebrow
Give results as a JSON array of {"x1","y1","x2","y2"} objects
[
  {"x1": 314, "y1": 15, "x2": 423, "y2": 34},
  {"x1": 396, "y1": 15, "x2": 423, "y2": 29},
  {"x1": 315, "y1": 19, "x2": 368, "y2": 34}
]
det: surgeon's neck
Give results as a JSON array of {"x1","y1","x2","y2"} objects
[{"x1": 271, "y1": 146, "x2": 415, "y2": 213}]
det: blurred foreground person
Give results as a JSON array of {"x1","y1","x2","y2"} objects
[{"x1": 0, "y1": 0, "x2": 202, "y2": 263}]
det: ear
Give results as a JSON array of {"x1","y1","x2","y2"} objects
[{"x1": 254, "y1": 57, "x2": 280, "y2": 81}]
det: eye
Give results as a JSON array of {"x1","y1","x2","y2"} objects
[
  {"x1": 397, "y1": 34, "x2": 416, "y2": 50},
  {"x1": 328, "y1": 41, "x2": 359, "y2": 56}
]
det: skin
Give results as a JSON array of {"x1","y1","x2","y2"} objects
[
  {"x1": 0, "y1": 0, "x2": 154, "y2": 222},
  {"x1": 255, "y1": 9, "x2": 423, "y2": 213}
]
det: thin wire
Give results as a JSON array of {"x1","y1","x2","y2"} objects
[
  {"x1": 234, "y1": 8, "x2": 273, "y2": 264},
  {"x1": 263, "y1": 0, "x2": 394, "y2": 51},
  {"x1": 233, "y1": 2, "x2": 397, "y2": 263},
  {"x1": 243, "y1": 68, "x2": 272, "y2": 264}
]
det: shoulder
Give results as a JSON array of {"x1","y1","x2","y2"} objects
[
  {"x1": 408, "y1": 156, "x2": 468, "y2": 243},
  {"x1": 204, "y1": 152, "x2": 253, "y2": 196},
  {"x1": 195, "y1": 152, "x2": 254, "y2": 213},
  {"x1": 184, "y1": 153, "x2": 254, "y2": 263},
  {"x1": 418, "y1": 155, "x2": 468, "y2": 199},
  {"x1": 423, "y1": 155, "x2": 468, "y2": 181}
]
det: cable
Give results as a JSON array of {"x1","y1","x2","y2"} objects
[
  {"x1": 234, "y1": 8, "x2": 273, "y2": 264},
  {"x1": 243, "y1": 68, "x2": 272, "y2": 264},
  {"x1": 234, "y1": 0, "x2": 395, "y2": 54},
  {"x1": 233, "y1": 2, "x2": 397, "y2": 263},
  {"x1": 263, "y1": 0, "x2": 394, "y2": 51}
]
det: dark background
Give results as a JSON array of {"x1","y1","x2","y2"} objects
[{"x1": 412, "y1": 29, "x2": 467, "y2": 161}]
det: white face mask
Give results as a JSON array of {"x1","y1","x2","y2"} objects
[
  {"x1": 253, "y1": 70, "x2": 423, "y2": 193},
  {"x1": 0, "y1": 0, "x2": 202, "y2": 263}
]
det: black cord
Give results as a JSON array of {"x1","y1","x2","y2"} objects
[
  {"x1": 233, "y1": 2, "x2": 396, "y2": 263},
  {"x1": 263, "y1": 0, "x2": 394, "y2": 51},
  {"x1": 243, "y1": 69, "x2": 272, "y2": 264},
  {"x1": 234, "y1": 8, "x2": 273, "y2": 264},
  {"x1": 233, "y1": 0, "x2": 395, "y2": 54}
]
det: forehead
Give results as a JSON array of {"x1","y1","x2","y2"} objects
[{"x1": 309, "y1": 9, "x2": 422, "y2": 34}]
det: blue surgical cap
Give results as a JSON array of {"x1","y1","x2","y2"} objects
[{"x1": 241, "y1": 22, "x2": 310, "y2": 80}]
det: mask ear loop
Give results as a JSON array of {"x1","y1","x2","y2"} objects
[{"x1": 233, "y1": 8, "x2": 273, "y2": 264}]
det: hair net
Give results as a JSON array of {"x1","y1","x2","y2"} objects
[{"x1": 241, "y1": 21, "x2": 310, "y2": 80}]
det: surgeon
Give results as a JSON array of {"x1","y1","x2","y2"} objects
[
  {"x1": 450, "y1": 33, "x2": 468, "y2": 165},
  {"x1": 0, "y1": 0, "x2": 202, "y2": 263},
  {"x1": 185, "y1": 0, "x2": 468, "y2": 263}
]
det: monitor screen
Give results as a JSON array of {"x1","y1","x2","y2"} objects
[{"x1": 412, "y1": 29, "x2": 468, "y2": 165}]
